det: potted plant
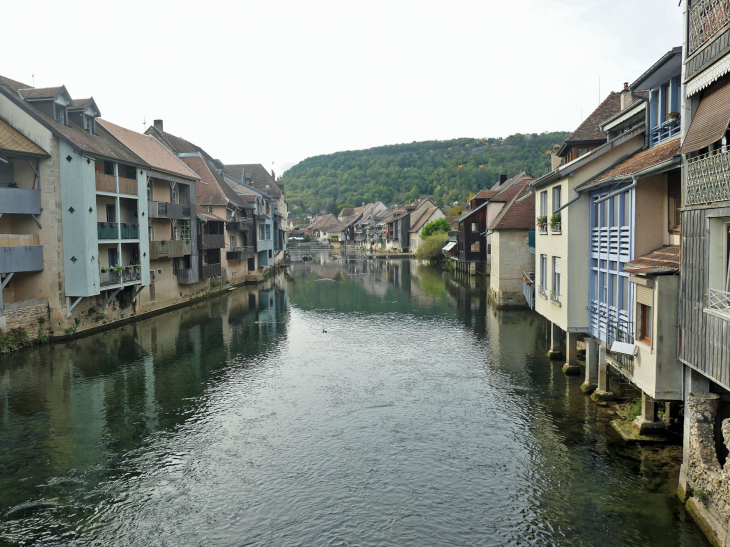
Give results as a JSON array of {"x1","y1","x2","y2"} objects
[
  {"x1": 536, "y1": 215, "x2": 548, "y2": 231},
  {"x1": 550, "y1": 212, "x2": 562, "y2": 229},
  {"x1": 111, "y1": 265, "x2": 123, "y2": 274},
  {"x1": 667, "y1": 111, "x2": 680, "y2": 123},
  {"x1": 100, "y1": 267, "x2": 108, "y2": 273}
]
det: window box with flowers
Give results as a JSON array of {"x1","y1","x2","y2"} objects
[
  {"x1": 536, "y1": 216, "x2": 548, "y2": 234},
  {"x1": 550, "y1": 213, "x2": 562, "y2": 234}
]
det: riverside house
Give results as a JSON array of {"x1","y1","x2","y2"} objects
[
  {"x1": 676, "y1": 0, "x2": 730, "y2": 537},
  {"x1": 408, "y1": 206, "x2": 446, "y2": 252}
]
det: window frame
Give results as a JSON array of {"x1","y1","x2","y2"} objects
[
  {"x1": 552, "y1": 186, "x2": 562, "y2": 213},
  {"x1": 639, "y1": 303, "x2": 653, "y2": 344},
  {"x1": 552, "y1": 256, "x2": 561, "y2": 296},
  {"x1": 540, "y1": 191, "x2": 548, "y2": 217}
]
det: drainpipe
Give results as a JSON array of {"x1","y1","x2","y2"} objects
[
  {"x1": 594, "y1": 177, "x2": 638, "y2": 204},
  {"x1": 554, "y1": 191, "x2": 582, "y2": 214},
  {"x1": 629, "y1": 84, "x2": 651, "y2": 149}
]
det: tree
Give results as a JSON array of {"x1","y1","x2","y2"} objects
[
  {"x1": 415, "y1": 232, "x2": 449, "y2": 260},
  {"x1": 447, "y1": 205, "x2": 463, "y2": 216},
  {"x1": 421, "y1": 218, "x2": 452, "y2": 240}
]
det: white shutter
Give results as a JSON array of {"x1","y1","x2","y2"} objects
[
  {"x1": 553, "y1": 257, "x2": 562, "y2": 274},
  {"x1": 636, "y1": 285, "x2": 654, "y2": 307}
]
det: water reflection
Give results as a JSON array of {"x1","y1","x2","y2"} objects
[{"x1": 0, "y1": 257, "x2": 710, "y2": 547}]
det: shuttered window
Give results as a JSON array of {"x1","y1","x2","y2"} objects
[
  {"x1": 680, "y1": 79, "x2": 730, "y2": 154},
  {"x1": 636, "y1": 284, "x2": 654, "y2": 307},
  {"x1": 552, "y1": 257, "x2": 561, "y2": 295}
]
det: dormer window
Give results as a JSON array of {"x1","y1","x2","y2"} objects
[
  {"x1": 84, "y1": 115, "x2": 95, "y2": 134},
  {"x1": 54, "y1": 104, "x2": 67, "y2": 126}
]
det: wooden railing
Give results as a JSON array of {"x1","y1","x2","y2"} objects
[
  {"x1": 689, "y1": 0, "x2": 730, "y2": 55},
  {"x1": 119, "y1": 176, "x2": 137, "y2": 196},
  {"x1": 149, "y1": 239, "x2": 192, "y2": 260},
  {"x1": 199, "y1": 233, "x2": 226, "y2": 249},
  {"x1": 95, "y1": 173, "x2": 116, "y2": 193},
  {"x1": 0, "y1": 234, "x2": 40, "y2": 247},
  {"x1": 148, "y1": 201, "x2": 191, "y2": 219},
  {"x1": 686, "y1": 150, "x2": 730, "y2": 205},
  {"x1": 201, "y1": 263, "x2": 221, "y2": 279},
  {"x1": 176, "y1": 268, "x2": 197, "y2": 284}
]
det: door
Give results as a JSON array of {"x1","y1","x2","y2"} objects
[
  {"x1": 106, "y1": 204, "x2": 116, "y2": 223},
  {"x1": 108, "y1": 248, "x2": 117, "y2": 267}
]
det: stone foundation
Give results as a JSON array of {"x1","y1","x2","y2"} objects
[{"x1": 0, "y1": 298, "x2": 50, "y2": 342}]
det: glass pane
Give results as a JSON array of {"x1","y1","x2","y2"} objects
[
  {"x1": 621, "y1": 276, "x2": 629, "y2": 312},
  {"x1": 611, "y1": 274, "x2": 618, "y2": 307},
  {"x1": 613, "y1": 196, "x2": 620, "y2": 227},
  {"x1": 623, "y1": 191, "x2": 630, "y2": 226}
]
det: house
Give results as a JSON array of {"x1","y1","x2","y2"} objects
[
  {"x1": 308, "y1": 213, "x2": 337, "y2": 243},
  {"x1": 487, "y1": 177, "x2": 535, "y2": 308},
  {"x1": 676, "y1": 2, "x2": 730, "y2": 531},
  {"x1": 98, "y1": 119, "x2": 203, "y2": 306},
  {"x1": 408, "y1": 206, "x2": 446, "y2": 252}
]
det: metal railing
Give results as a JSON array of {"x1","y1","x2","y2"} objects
[
  {"x1": 523, "y1": 271, "x2": 535, "y2": 310},
  {"x1": 550, "y1": 223, "x2": 562, "y2": 234},
  {"x1": 537, "y1": 284, "x2": 548, "y2": 299},
  {"x1": 226, "y1": 218, "x2": 253, "y2": 231},
  {"x1": 606, "y1": 319, "x2": 635, "y2": 374},
  {"x1": 689, "y1": 0, "x2": 730, "y2": 55},
  {"x1": 176, "y1": 268, "x2": 198, "y2": 284},
  {"x1": 686, "y1": 149, "x2": 730, "y2": 205},
  {"x1": 709, "y1": 288, "x2": 730, "y2": 316},
  {"x1": 97, "y1": 222, "x2": 118, "y2": 239},
  {"x1": 549, "y1": 290, "x2": 562, "y2": 305},
  {"x1": 650, "y1": 119, "x2": 681, "y2": 145},
  {"x1": 120, "y1": 223, "x2": 139, "y2": 239},
  {"x1": 227, "y1": 246, "x2": 255, "y2": 260}
]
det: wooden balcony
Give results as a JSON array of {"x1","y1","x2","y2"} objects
[
  {"x1": 201, "y1": 263, "x2": 221, "y2": 279},
  {"x1": 149, "y1": 239, "x2": 192, "y2": 260},
  {"x1": 198, "y1": 233, "x2": 226, "y2": 249},
  {"x1": 148, "y1": 201, "x2": 191, "y2": 219},
  {"x1": 226, "y1": 246, "x2": 255, "y2": 260},
  {"x1": 119, "y1": 176, "x2": 137, "y2": 196},
  {"x1": 686, "y1": 149, "x2": 730, "y2": 205},
  {"x1": 0, "y1": 187, "x2": 41, "y2": 215},
  {"x1": 95, "y1": 173, "x2": 116, "y2": 193},
  {"x1": 226, "y1": 218, "x2": 253, "y2": 231},
  {"x1": 0, "y1": 234, "x2": 43, "y2": 273},
  {"x1": 689, "y1": 0, "x2": 730, "y2": 55},
  {"x1": 176, "y1": 268, "x2": 198, "y2": 284}
]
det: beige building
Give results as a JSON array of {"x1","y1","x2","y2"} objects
[{"x1": 408, "y1": 206, "x2": 446, "y2": 252}]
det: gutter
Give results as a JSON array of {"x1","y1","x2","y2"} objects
[{"x1": 594, "y1": 179, "x2": 637, "y2": 205}]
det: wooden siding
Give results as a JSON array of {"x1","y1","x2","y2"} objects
[
  {"x1": 95, "y1": 173, "x2": 116, "y2": 193},
  {"x1": 679, "y1": 206, "x2": 730, "y2": 387}
]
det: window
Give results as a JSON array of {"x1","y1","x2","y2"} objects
[
  {"x1": 552, "y1": 256, "x2": 561, "y2": 295},
  {"x1": 640, "y1": 304, "x2": 653, "y2": 343},
  {"x1": 204, "y1": 205, "x2": 212, "y2": 213},
  {"x1": 148, "y1": 225, "x2": 154, "y2": 242},
  {"x1": 108, "y1": 248, "x2": 117, "y2": 267},
  {"x1": 620, "y1": 276, "x2": 629, "y2": 313},
  {"x1": 266, "y1": 225, "x2": 271, "y2": 240},
  {"x1": 178, "y1": 219, "x2": 191, "y2": 240},
  {"x1": 259, "y1": 225, "x2": 265, "y2": 240},
  {"x1": 552, "y1": 186, "x2": 562, "y2": 213},
  {"x1": 147, "y1": 183, "x2": 152, "y2": 201},
  {"x1": 540, "y1": 254, "x2": 548, "y2": 289},
  {"x1": 266, "y1": 203, "x2": 271, "y2": 215},
  {"x1": 668, "y1": 171, "x2": 681, "y2": 232},
  {"x1": 54, "y1": 104, "x2": 66, "y2": 126},
  {"x1": 471, "y1": 222, "x2": 478, "y2": 232},
  {"x1": 610, "y1": 274, "x2": 618, "y2": 307},
  {"x1": 540, "y1": 191, "x2": 548, "y2": 216},
  {"x1": 106, "y1": 204, "x2": 116, "y2": 223},
  {"x1": 85, "y1": 115, "x2": 94, "y2": 134},
  {"x1": 471, "y1": 241, "x2": 480, "y2": 252},
  {"x1": 664, "y1": 82, "x2": 671, "y2": 118}
]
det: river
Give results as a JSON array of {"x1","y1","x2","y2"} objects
[{"x1": 0, "y1": 255, "x2": 711, "y2": 546}]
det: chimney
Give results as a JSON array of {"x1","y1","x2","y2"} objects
[
  {"x1": 620, "y1": 82, "x2": 632, "y2": 110},
  {"x1": 271, "y1": 169, "x2": 276, "y2": 180},
  {"x1": 498, "y1": 174, "x2": 507, "y2": 185},
  {"x1": 551, "y1": 144, "x2": 563, "y2": 170},
  {"x1": 153, "y1": 119, "x2": 163, "y2": 132}
]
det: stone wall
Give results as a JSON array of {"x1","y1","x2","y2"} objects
[
  {"x1": 683, "y1": 393, "x2": 730, "y2": 546},
  {"x1": 0, "y1": 298, "x2": 50, "y2": 341}
]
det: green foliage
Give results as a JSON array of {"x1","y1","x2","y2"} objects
[
  {"x1": 626, "y1": 399, "x2": 642, "y2": 421},
  {"x1": 421, "y1": 218, "x2": 452, "y2": 240},
  {"x1": 416, "y1": 232, "x2": 449, "y2": 260},
  {"x1": 0, "y1": 328, "x2": 30, "y2": 354},
  {"x1": 337, "y1": 203, "x2": 354, "y2": 214},
  {"x1": 304, "y1": 233, "x2": 311, "y2": 242},
  {"x1": 447, "y1": 205, "x2": 463, "y2": 216},
  {"x1": 536, "y1": 215, "x2": 548, "y2": 230},
  {"x1": 549, "y1": 212, "x2": 561, "y2": 227},
  {"x1": 693, "y1": 489, "x2": 710, "y2": 505},
  {"x1": 281, "y1": 132, "x2": 570, "y2": 213}
]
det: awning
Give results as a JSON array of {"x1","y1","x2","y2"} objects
[
  {"x1": 680, "y1": 79, "x2": 730, "y2": 154},
  {"x1": 443, "y1": 241, "x2": 456, "y2": 252}
]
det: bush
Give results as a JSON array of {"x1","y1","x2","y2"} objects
[
  {"x1": 0, "y1": 329, "x2": 30, "y2": 354},
  {"x1": 416, "y1": 232, "x2": 449, "y2": 260},
  {"x1": 447, "y1": 205, "x2": 463, "y2": 216},
  {"x1": 421, "y1": 218, "x2": 452, "y2": 240}
]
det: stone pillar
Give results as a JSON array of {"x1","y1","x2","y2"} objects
[
  {"x1": 547, "y1": 322, "x2": 563, "y2": 360},
  {"x1": 679, "y1": 367, "x2": 712, "y2": 500},
  {"x1": 581, "y1": 337, "x2": 598, "y2": 394},
  {"x1": 634, "y1": 392, "x2": 665, "y2": 433},
  {"x1": 591, "y1": 344, "x2": 614, "y2": 403},
  {"x1": 563, "y1": 331, "x2": 580, "y2": 375}
]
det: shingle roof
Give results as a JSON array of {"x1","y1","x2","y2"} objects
[
  {"x1": 577, "y1": 137, "x2": 680, "y2": 191},
  {"x1": 181, "y1": 155, "x2": 250, "y2": 209},
  {"x1": 409, "y1": 207, "x2": 441, "y2": 233},
  {"x1": 0, "y1": 118, "x2": 48, "y2": 157},
  {"x1": 473, "y1": 172, "x2": 534, "y2": 203},
  {"x1": 226, "y1": 164, "x2": 283, "y2": 198},
  {"x1": 18, "y1": 86, "x2": 63, "y2": 100},
  {"x1": 308, "y1": 214, "x2": 336, "y2": 231},
  {"x1": 489, "y1": 179, "x2": 535, "y2": 231},
  {"x1": 196, "y1": 204, "x2": 225, "y2": 222},
  {"x1": 624, "y1": 245, "x2": 680, "y2": 274},
  {"x1": 564, "y1": 92, "x2": 621, "y2": 145},
  {"x1": 98, "y1": 119, "x2": 199, "y2": 180}
]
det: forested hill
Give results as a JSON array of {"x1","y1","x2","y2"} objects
[{"x1": 281, "y1": 132, "x2": 570, "y2": 213}]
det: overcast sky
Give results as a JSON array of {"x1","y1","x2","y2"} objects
[{"x1": 2, "y1": 0, "x2": 682, "y2": 175}]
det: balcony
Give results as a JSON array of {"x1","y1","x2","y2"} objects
[
  {"x1": 198, "y1": 233, "x2": 225, "y2": 249},
  {"x1": 549, "y1": 290, "x2": 562, "y2": 306},
  {"x1": 99, "y1": 266, "x2": 141, "y2": 287},
  {"x1": 709, "y1": 288, "x2": 730, "y2": 317},
  {"x1": 226, "y1": 218, "x2": 253, "y2": 231},
  {"x1": 685, "y1": 149, "x2": 730, "y2": 205},
  {"x1": 201, "y1": 263, "x2": 221, "y2": 279},
  {"x1": 97, "y1": 222, "x2": 118, "y2": 240},
  {"x1": 149, "y1": 239, "x2": 192, "y2": 260},
  {"x1": 688, "y1": 0, "x2": 730, "y2": 55},
  {"x1": 148, "y1": 201, "x2": 191, "y2": 219},
  {"x1": 119, "y1": 177, "x2": 137, "y2": 196},
  {"x1": 176, "y1": 268, "x2": 198, "y2": 284},
  {"x1": 0, "y1": 187, "x2": 41, "y2": 215},
  {"x1": 650, "y1": 119, "x2": 681, "y2": 146},
  {"x1": 226, "y1": 246, "x2": 255, "y2": 260},
  {"x1": 0, "y1": 234, "x2": 43, "y2": 273},
  {"x1": 120, "y1": 223, "x2": 139, "y2": 239},
  {"x1": 95, "y1": 173, "x2": 116, "y2": 193}
]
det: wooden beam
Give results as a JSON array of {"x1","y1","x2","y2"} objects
[
  {"x1": 103, "y1": 288, "x2": 121, "y2": 310},
  {"x1": 66, "y1": 295, "x2": 83, "y2": 317}
]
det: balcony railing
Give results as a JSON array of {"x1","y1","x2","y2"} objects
[
  {"x1": 120, "y1": 223, "x2": 139, "y2": 239},
  {"x1": 97, "y1": 222, "x2": 118, "y2": 239},
  {"x1": 650, "y1": 119, "x2": 681, "y2": 146},
  {"x1": 176, "y1": 268, "x2": 198, "y2": 284},
  {"x1": 523, "y1": 271, "x2": 535, "y2": 310},
  {"x1": 686, "y1": 149, "x2": 730, "y2": 205},
  {"x1": 550, "y1": 223, "x2": 562, "y2": 234},
  {"x1": 689, "y1": 0, "x2": 730, "y2": 55},
  {"x1": 99, "y1": 266, "x2": 141, "y2": 287},
  {"x1": 99, "y1": 270, "x2": 120, "y2": 286},
  {"x1": 201, "y1": 263, "x2": 221, "y2": 279},
  {"x1": 148, "y1": 201, "x2": 191, "y2": 219},
  {"x1": 149, "y1": 239, "x2": 192, "y2": 260},
  {"x1": 549, "y1": 290, "x2": 562, "y2": 305},
  {"x1": 537, "y1": 284, "x2": 548, "y2": 299},
  {"x1": 0, "y1": 234, "x2": 43, "y2": 273},
  {"x1": 605, "y1": 318, "x2": 635, "y2": 375},
  {"x1": 119, "y1": 177, "x2": 137, "y2": 196},
  {"x1": 226, "y1": 246, "x2": 255, "y2": 260},
  {"x1": 709, "y1": 288, "x2": 730, "y2": 316},
  {"x1": 0, "y1": 187, "x2": 41, "y2": 215},
  {"x1": 198, "y1": 233, "x2": 226, "y2": 249},
  {"x1": 95, "y1": 173, "x2": 116, "y2": 193},
  {"x1": 226, "y1": 218, "x2": 253, "y2": 231}
]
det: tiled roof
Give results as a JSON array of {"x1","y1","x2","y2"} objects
[
  {"x1": 564, "y1": 92, "x2": 621, "y2": 145},
  {"x1": 624, "y1": 245, "x2": 680, "y2": 274},
  {"x1": 409, "y1": 207, "x2": 441, "y2": 233},
  {"x1": 181, "y1": 155, "x2": 250, "y2": 209},
  {"x1": 226, "y1": 163, "x2": 282, "y2": 197},
  {"x1": 308, "y1": 214, "x2": 336, "y2": 231},
  {"x1": 18, "y1": 86, "x2": 63, "y2": 100},
  {"x1": 473, "y1": 188, "x2": 500, "y2": 200},
  {"x1": 0, "y1": 118, "x2": 48, "y2": 156},
  {"x1": 489, "y1": 179, "x2": 535, "y2": 231},
  {"x1": 196, "y1": 204, "x2": 225, "y2": 222},
  {"x1": 70, "y1": 98, "x2": 90, "y2": 109},
  {"x1": 339, "y1": 207, "x2": 355, "y2": 218},
  {"x1": 473, "y1": 172, "x2": 534, "y2": 203},
  {"x1": 98, "y1": 119, "x2": 199, "y2": 180},
  {"x1": 577, "y1": 137, "x2": 680, "y2": 191}
]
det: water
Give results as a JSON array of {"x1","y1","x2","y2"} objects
[{"x1": 0, "y1": 256, "x2": 710, "y2": 546}]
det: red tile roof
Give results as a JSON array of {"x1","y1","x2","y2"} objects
[
  {"x1": 564, "y1": 92, "x2": 621, "y2": 145},
  {"x1": 624, "y1": 245, "x2": 680, "y2": 274},
  {"x1": 489, "y1": 179, "x2": 535, "y2": 231}
]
